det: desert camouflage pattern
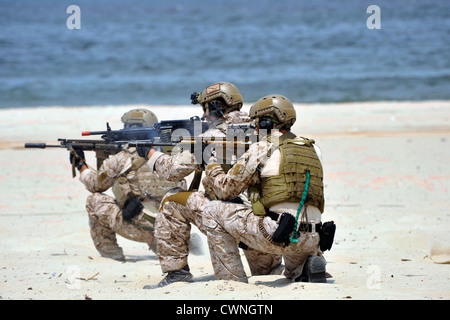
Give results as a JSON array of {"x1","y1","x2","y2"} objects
[
  {"x1": 79, "y1": 148, "x2": 184, "y2": 259},
  {"x1": 202, "y1": 201, "x2": 320, "y2": 282},
  {"x1": 112, "y1": 148, "x2": 186, "y2": 207},
  {"x1": 224, "y1": 110, "x2": 250, "y2": 124},
  {"x1": 153, "y1": 150, "x2": 198, "y2": 182},
  {"x1": 85, "y1": 192, "x2": 158, "y2": 259},
  {"x1": 202, "y1": 134, "x2": 322, "y2": 282},
  {"x1": 155, "y1": 188, "x2": 212, "y2": 272},
  {"x1": 153, "y1": 112, "x2": 251, "y2": 273},
  {"x1": 201, "y1": 139, "x2": 271, "y2": 200}
]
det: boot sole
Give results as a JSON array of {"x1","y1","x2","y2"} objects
[
  {"x1": 307, "y1": 256, "x2": 327, "y2": 283},
  {"x1": 143, "y1": 273, "x2": 194, "y2": 289}
]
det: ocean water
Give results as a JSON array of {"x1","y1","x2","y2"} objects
[{"x1": 0, "y1": 0, "x2": 449, "y2": 108}]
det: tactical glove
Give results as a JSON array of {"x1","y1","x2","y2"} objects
[
  {"x1": 136, "y1": 147, "x2": 151, "y2": 160},
  {"x1": 69, "y1": 148, "x2": 86, "y2": 170}
]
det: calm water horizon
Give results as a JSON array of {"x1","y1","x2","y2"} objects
[{"x1": 1, "y1": 0, "x2": 449, "y2": 108}]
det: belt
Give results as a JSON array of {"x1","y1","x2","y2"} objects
[{"x1": 266, "y1": 211, "x2": 322, "y2": 233}]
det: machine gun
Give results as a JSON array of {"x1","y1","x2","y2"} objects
[
  {"x1": 24, "y1": 117, "x2": 209, "y2": 177},
  {"x1": 81, "y1": 117, "x2": 208, "y2": 144}
]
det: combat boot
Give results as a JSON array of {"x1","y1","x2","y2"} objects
[
  {"x1": 143, "y1": 265, "x2": 194, "y2": 289},
  {"x1": 98, "y1": 247, "x2": 125, "y2": 262},
  {"x1": 295, "y1": 255, "x2": 327, "y2": 283}
]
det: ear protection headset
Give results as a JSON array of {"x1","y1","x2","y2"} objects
[{"x1": 258, "y1": 117, "x2": 274, "y2": 131}]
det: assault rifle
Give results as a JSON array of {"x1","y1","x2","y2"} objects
[{"x1": 24, "y1": 117, "x2": 209, "y2": 177}]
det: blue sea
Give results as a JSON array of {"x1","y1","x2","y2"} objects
[{"x1": 0, "y1": 0, "x2": 449, "y2": 108}]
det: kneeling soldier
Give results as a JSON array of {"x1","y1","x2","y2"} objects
[
  {"x1": 73, "y1": 109, "x2": 186, "y2": 261},
  {"x1": 202, "y1": 94, "x2": 335, "y2": 283}
]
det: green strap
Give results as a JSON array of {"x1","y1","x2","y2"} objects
[{"x1": 290, "y1": 170, "x2": 310, "y2": 243}]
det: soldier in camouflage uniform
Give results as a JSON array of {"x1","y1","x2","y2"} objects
[
  {"x1": 202, "y1": 94, "x2": 333, "y2": 283},
  {"x1": 71, "y1": 109, "x2": 186, "y2": 261},
  {"x1": 139, "y1": 82, "x2": 278, "y2": 288}
]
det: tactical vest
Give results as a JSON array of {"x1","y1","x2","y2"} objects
[
  {"x1": 112, "y1": 148, "x2": 186, "y2": 217},
  {"x1": 250, "y1": 133, "x2": 324, "y2": 214}
]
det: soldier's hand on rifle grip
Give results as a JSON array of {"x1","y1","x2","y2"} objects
[
  {"x1": 69, "y1": 149, "x2": 86, "y2": 171},
  {"x1": 69, "y1": 149, "x2": 85, "y2": 166}
]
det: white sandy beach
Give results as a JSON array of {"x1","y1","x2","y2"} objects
[{"x1": 0, "y1": 101, "x2": 449, "y2": 300}]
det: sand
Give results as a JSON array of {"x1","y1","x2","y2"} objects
[{"x1": 0, "y1": 101, "x2": 449, "y2": 300}]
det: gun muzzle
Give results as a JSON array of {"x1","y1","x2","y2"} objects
[
  {"x1": 24, "y1": 143, "x2": 47, "y2": 148},
  {"x1": 82, "y1": 130, "x2": 107, "y2": 136},
  {"x1": 24, "y1": 143, "x2": 63, "y2": 148}
]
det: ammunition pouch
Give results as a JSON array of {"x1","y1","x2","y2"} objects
[
  {"x1": 319, "y1": 221, "x2": 336, "y2": 252},
  {"x1": 248, "y1": 184, "x2": 266, "y2": 216},
  {"x1": 122, "y1": 197, "x2": 143, "y2": 221},
  {"x1": 271, "y1": 212, "x2": 296, "y2": 246},
  {"x1": 266, "y1": 210, "x2": 325, "y2": 247}
]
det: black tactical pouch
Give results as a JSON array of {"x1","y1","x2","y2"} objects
[
  {"x1": 319, "y1": 221, "x2": 336, "y2": 251},
  {"x1": 272, "y1": 213, "x2": 296, "y2": 246},
  {"x1": 122, "y1": 198, "x2": 143, "y2": 221}
]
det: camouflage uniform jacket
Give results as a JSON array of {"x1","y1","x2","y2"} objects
[
  {"x1": 78, "y1": 147, "x2": 184, "y2": 259},
  {"x1": 79, "y1": 147, "x2": 185, "y2": 226}
]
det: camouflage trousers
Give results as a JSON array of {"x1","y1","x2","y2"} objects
[
  {"x1": 203, "y1": 201, "x2": 321, "y2": 282},
  {"x1": 156, "y1": 188, "x2": 283, "y2": 276},
  {"x1": 154, "y1": 188, "x2": 210, "y2": 273},
  {"x1": 85, "y1": 193, "x2": 157, "y2": 259}
]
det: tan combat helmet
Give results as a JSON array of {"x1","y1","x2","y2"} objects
[
  {"x1": 249, "y1": 94, "x2": 296, "y2": 130},
  {"x1": 121, "y1": 108, "x2": 158, "y2": 128},
  {"x1": 194, "y1": 82, "x2": 243, "y2": 115}
]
